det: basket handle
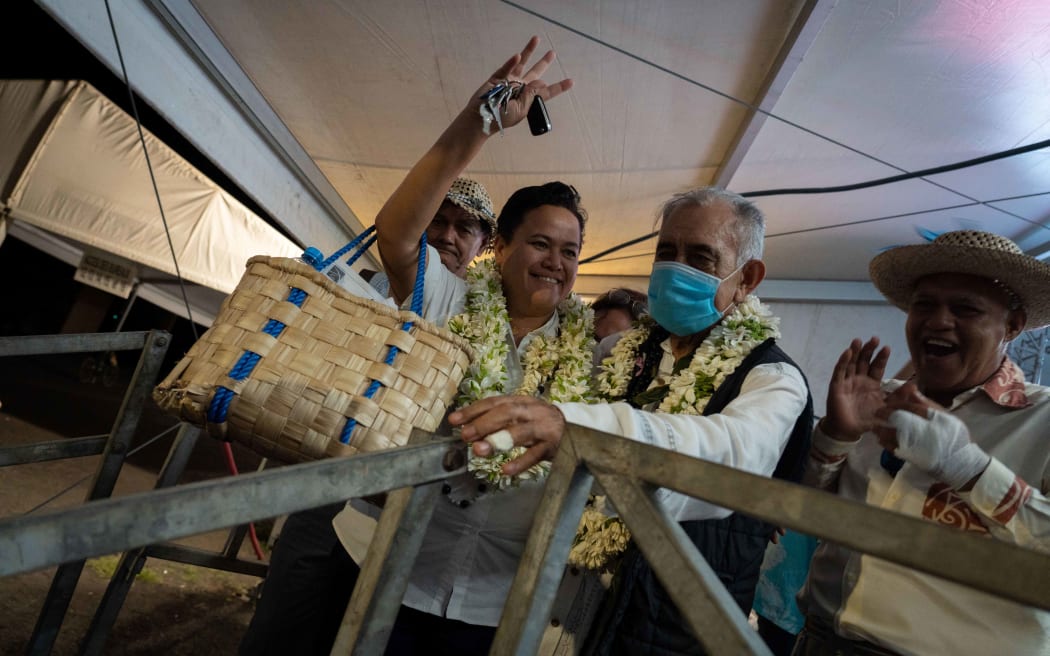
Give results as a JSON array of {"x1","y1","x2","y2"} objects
[
  {"x1": 315, "y1": 226, "x2": 427, "y2": 316},
  {"x1": 316, "y1": 226, "x2": 378, "y2": 272}
]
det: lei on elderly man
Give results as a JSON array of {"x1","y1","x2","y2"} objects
[{"x1": 795, "y1": 230, "x2": 1050, "y2": 656}]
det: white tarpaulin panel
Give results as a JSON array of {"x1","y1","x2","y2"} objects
[{"x1": 2, "y1": 80, "x2": 300, "y2": 295}]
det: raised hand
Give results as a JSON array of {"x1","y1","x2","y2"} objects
[
  {"x1": 470, "y1": 36, "x2": 573, "y2": 133},
  {"x1": 823, "y1": 337, "x2": 891, "y2": 440}
]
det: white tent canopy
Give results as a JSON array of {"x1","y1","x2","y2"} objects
[
  {"x1": 1, "y1": 79, "x2": 302, "y2": 302},
  {"x1": 23, "y1": 1, "x2": 1050, "y2": 408}
]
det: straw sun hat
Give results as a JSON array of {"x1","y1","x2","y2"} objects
[{"x1": 869, "y1": 230, "x2": 1050, "y2": 329}]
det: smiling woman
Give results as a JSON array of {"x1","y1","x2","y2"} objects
[{"x1": 241, "y1": 37, "x2": 604, "y2": 655}]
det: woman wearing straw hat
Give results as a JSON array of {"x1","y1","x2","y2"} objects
[{"x1": 796, "y1": 230, "x2": 1050, "y2": 655}]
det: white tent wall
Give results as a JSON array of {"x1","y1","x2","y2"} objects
[
  {"x1": 0, "y1": 79, "x2": 78, "y2": 200},
  {"x1": 35, "y1": 0, "x2": 367, "y2": 261},
  {"x1": 767, "y1": 300, "x2": 909, "y2": 418},
  {"x1": 7, "y1": 220, "x2": 227, "y2": 327},
  {"x1": 3, "y1": 80, "x2": 302, "y2": 295}
]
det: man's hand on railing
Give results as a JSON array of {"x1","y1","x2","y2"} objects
[{"x1": 448, "y1": 395, "x2": 566, "y2": 476}]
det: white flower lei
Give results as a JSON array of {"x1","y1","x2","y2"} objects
[
  {"x1": 447, "y1": 258, "x2": 595, "y2": 490},
  {"x1": 569, "y1": 295, "x2": 780, "y2": 571},
  {"x1": 595, "y1": 294, "x2": 780, "y2": 413},
  {"x1": 569, "y1": 495, "x2": 631, "y2": 573}
]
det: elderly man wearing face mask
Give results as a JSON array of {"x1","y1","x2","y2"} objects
[
  {"x1": 452, "y1": 186, "x2": 815, "y2": 655},
  {"x1": 795, "y1": 230, "x2": 1050, "y2": 656}
]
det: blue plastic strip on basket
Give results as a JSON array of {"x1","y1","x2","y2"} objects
[
  {"x1": 206, "y1": 286, "x2": 308, "y2": 424},
  {"x1": 337, "y1": 232, "x2": 427, "y2": 444},
  {"x1": 204, "y1": 227, "x2": 429, "y2": 450}
]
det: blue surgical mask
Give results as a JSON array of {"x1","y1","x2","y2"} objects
[{"x1": 647, "y1": 261, "x2": 739, "y2": 336}]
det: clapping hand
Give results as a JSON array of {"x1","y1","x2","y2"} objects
[
  {"x1": 823, "y1": 337, "x2": 891, "y2": 440},
  {"x1": 873, "y1": 383, "x2": 988, "y2": 490},
  {"x1": 872, "y1": 382, "x2": 943, "y2": 452}
]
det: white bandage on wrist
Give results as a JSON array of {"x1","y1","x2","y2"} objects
[
  {"x1": 888, "y1": 409, "x2": 991, "y2": 489},
  {"x1": 485, "y1": 429, "x2": 515, "y2": 454}
]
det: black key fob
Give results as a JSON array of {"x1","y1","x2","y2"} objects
[{"x1": 527, "y1": 95, "x2": 552, "y2": 136}]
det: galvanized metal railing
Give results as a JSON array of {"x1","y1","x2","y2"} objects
[{"x1": 2, "y1": 416, "x2": 1049, "y2": 654}]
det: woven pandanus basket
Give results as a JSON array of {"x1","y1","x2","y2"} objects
[{"x1": 153, "y1": 255, "x2": 473, "y2": 463}]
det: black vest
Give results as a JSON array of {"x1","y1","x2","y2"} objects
[{"x1": 585, "y1": 339, "x2": 814, "y2": 656}]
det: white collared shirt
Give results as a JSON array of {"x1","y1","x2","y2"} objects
[{"x1": 559, "y1": 338, "x2": 809, "y2": 522}]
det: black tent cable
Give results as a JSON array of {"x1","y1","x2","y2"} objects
[
  {"x1": 767, "y1": 189, "x2": 1050, "y2": 239},
  {"x1": 580, "y1": 140, "x2": 1050, "y2": 265},
  {"x1": 499, "y1": 0, "x2": 1050, "y2": 264},
  {"x1": 104, "y1": 0, "x2": 266, "y2": 561},
  {"x1": 582, "y1": 189, "x2": 1050, "y2": 265},
  {"x1": 104, "y1": 0, "x2": 199, "y2": 340},
  {"x1": 504, "y1": 0, "x2": 1042, "y2": 224}
]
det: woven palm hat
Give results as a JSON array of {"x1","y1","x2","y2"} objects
[
  {"x1": 444, "y1": 177, "x2": 497, "y2": 237},
  {"x1": 869, "y1": 230, "x2": 1050, "y2": 328}
]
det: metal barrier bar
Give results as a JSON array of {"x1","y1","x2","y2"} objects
[
  {"x1": 331, "y1": 433, "x2": 447, "y2": 654},
  {"x1": 27, "y1": 329, "x2": 172, "y2": 656},
  {"x1": 593, "y1": 471, "x2": 771, "y2": 655},
  {"x1": 571, "y1": 427, "x2": 1050, "y2": 610},
  {"x1": 489, "y1": 430, "x2": 593, "y2": 656},
  {"x1": 0, "y1": 436, "x2": 462, "y2": 577},
  {"x1": 78, "y1": 424, "x2": 202, "y2": 656},
  {"x1": 6, "y1": 419, "x2": 1050, "y2": 653},
  {"x1": 0, "y1": 435, "x2": 108, "y2": 467},
  {"x1": 142, "y1": 543, "x2": 268, "y2": 577},
  {"x1": 0, "y1": 332, "x2": 150, "y2": 357}
]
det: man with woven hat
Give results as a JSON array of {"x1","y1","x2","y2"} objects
[
  {"x1": 367, "y1": 176, "x2": 496, "y2": 296},
  {"x1": 796, "y1": 230, "x2": 1050, "y2": 655}
]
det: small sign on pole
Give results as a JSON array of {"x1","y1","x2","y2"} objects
[{"x1": 74, "y1": 248, "x2": 138, "y2": 299}]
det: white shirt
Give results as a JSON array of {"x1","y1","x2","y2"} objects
[
  {"x1": 799, "y1": 360, "x2": 1050, "y2": 656},
  {"x1": 335, "y1": 246, "x2": 601, "y2": 636},
  {"x1": 559, "y1": 338, "x2": 809, "y2": 523}
]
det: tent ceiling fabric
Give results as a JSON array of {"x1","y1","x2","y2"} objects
[
  {"x1": 1, "y1": 79, "x2": 301, "y2": 296},
  {"x1": 186, "y1": 0, "x2": 1050, "y2": 289}
]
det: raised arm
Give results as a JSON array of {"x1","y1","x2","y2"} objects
[{"x1": 375, "y1": 36, "x2": 573, "y2": 302}]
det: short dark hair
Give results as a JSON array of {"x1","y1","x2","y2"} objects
[
  {"x1": 591, "y1": 288, "x2": 648, "y2": 320},
  {"x1": 497, "y1": 181, "x2": 587, "y2": 243}
]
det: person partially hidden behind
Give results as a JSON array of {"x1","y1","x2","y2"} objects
[
  {"x1": 238, "y1": 177, "x2": 496, "y2": 656},
  {"x1": 590, "y1": 287, "x2": 648, "y2": 341},
  {"x1": 796, "y1": 230, "x2": 1050, "y2": 655},
  {"x1": 364, "y1": 176, "x2": 496, "y2": 296}
]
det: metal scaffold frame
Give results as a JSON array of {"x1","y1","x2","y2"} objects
[
  {"x1": 0, "y1": 331, "x2": 264, "y2": 655},
  {"x1": 3, "y1": 411, "x2": 1049, "y2": 654}
]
